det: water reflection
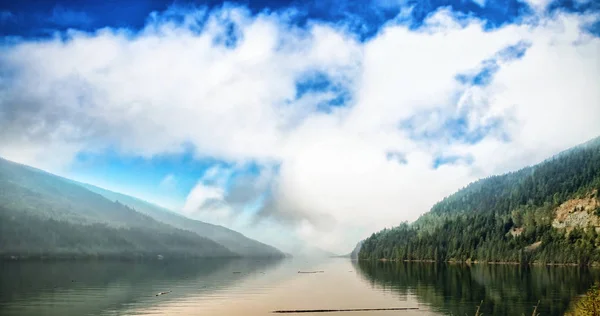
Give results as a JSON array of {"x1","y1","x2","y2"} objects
[
  {"x1": 0, "y1": 258, "x2": 283, "y2": 316},
  {"x1": 2, "y1": 259, "x2": 597, "y2": 316},
  {"x1": 355, "y1": 260, "x2": 600, "y2": 316}
]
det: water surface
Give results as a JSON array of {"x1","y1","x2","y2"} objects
[{"x1": 0, "y1": 259, "x2": 597, "y2": 315}]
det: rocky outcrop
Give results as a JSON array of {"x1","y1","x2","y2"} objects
[
  {"x1": 524, "y1": 241, "x2": 542, "y2": 252},
  {"x1": 552, "y1": 191, "x2": 600, "y2": 231},
  {"x1": 509, "y1": 227, "x2": 523, "y2": 237}
]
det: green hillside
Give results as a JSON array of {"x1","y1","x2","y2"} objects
[
  {"x1": 0, "y1": 158, "x2": 235, "y2": 259},
  {"x1": 359, "y1": 137, "x2": 600, "y2": 265},
  {"x1": 77, "y1": 183, "x2": 284, "y2": 258}
]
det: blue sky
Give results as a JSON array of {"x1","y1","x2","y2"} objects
[
  {"x1": 4, "y1": 0, "x2": 597, "y2": 38},
  {"x1": 1, "y1": 0, "x2": 525, "y2": 35},
  {"x1": 0, "y1": 0, "x2": 599, "y2": 253},
  {"x1": 71, "y1": 147, "x2": 215, "y2": 208}
]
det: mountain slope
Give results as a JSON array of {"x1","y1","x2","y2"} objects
[
  {"x1": 77, "y1": 183, "x2": 284, "y2": 258},
  {"x1": 0, "y1": 158, "x2": 235, "y2": 259},
  {"x1": 349, "y1": 241, "x2": 363, "y2": 259},
  {"x1": 359, "y1": 136, "x2": 600, "y2": 264}
]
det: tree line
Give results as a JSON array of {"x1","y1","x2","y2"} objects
[{"x1": 360, "y1": 137, "x2": 600, "y2": 265}]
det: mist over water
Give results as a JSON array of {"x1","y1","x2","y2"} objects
[{"x1": 1, "y1": 259, "x2": 598, "y2": 316}]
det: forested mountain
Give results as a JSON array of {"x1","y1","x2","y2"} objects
[
  {"x1": 0, "y1": 158, "x2": 236, "y2": 259},
  {"x1": 360, "y1": 137, "x2": 600, "y2": 265},
  {"x1": 77, "y1": 183, "x2": 283, "y2": 258},
  {"x1": 348, "y1": 241, "x2": 362, "y2": 259}
]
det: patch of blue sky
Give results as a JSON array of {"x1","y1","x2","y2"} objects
[
  {"x1": 455, "y1": 60, "x2": 500, "y2": 86},
  {"x1": 0, "y1": 10, "x2": 15, "y2": 23},
  {"x1": 145, "y1": 4, "x2": 208, "y2": 33},
  {"x1": 386, "y1": 151, "x2": 408, "y2": 164},
  {"x1": 47, "y1": 5, "x2": 92, "y2": 26},
  {"x1": 281, "y1": 0, "x2": 532, "y2": 39},
  {"x1": 221, "y1": 161, "x2": 263, "y2": 187},
  {"x1": 447, "y1": 116, "x2": 506, "y2": 144},
  {"x1": 7, "y1": 0, "x2": 599, "y2": 42},
  {"x1": 586, "y1": 19, "x2": 600, "y2": 36},
  {"x1": 400, "y1": 109, "x2": 508, "y2": 145},
  {"x1": 497, "y1": 41, "x2": 530, "y2": 60},
  {"x1": 70, "y1": 146, "x2": 220, "y2": 205},
  {"x1": 318, "y1": 92, "x2": 351, "y2": 111},
  {"x1": 0, "y1": 0, "x2": 169, "y2": 37},
  {"x1": 433, "y1": 153, "x2": 474, "y2": 168},
  {"x1": 548, "y1": 0, "x2": 600, "y2": 36},
  {"x1": 324, "y1": 0, "x2": 531, "y2": 32},
  {"x1": 0, "y1": 0, "x2": 550, "y2": 40},
  {"x1": 549, "y1": 0, "x2": 600, "y2": 14},
  {"x1": 216, "y1": 19, "x2": 243, "y2": 48},
  {"x1": 295, "y1": 71, "x2": 352, "y2": 113},
  {"x1": 456, "y1": 41, "x2": 530, "y2": 86}
]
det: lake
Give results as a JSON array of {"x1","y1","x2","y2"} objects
[{"x1": 1, "y1": 258, "x2": 598, "y2": 315}]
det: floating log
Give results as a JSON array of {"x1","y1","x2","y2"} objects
[
  {"x1": 272, "y1": 307, "x2": 419, "y2": 313},
  {"x1": 297, "y1": 271, "x2": 324, "y2": 274}
]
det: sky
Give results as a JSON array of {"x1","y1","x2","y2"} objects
[{"x1": 0, "y1": 0, "x2": 599, "y2": 254}]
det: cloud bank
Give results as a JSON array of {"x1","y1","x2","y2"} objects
[{"x1": 0, "y1": 4, "x2": 599, "y2": 253}]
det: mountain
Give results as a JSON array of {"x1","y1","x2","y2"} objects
[
  {"x1": 76, "y1": 183, "x2": 284, "y2": 258},
  {"x1": 291, "y1": 245, "x2": 338, "y2": 258},
  {"x1": 359, "y1": 136, "x2": 600, "y2": 265},
  {"x1": 0, "y1": 157, "x2": 236, "y2": 259},
  {"x1": 349, "y1": 241, "x2": 363, "y2": 259}
]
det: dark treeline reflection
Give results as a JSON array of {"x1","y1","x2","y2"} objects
[
  {"x1": 355, "y1": 261, "x2": 600, "y2": 316},
  {"x1": 0, "y1": 258, "x2": 283, "y2": 316}
]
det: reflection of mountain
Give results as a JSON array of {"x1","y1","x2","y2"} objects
[
  {"x1": 0, "y1": 258, "x2": 284, "y2": 316},
  {"x1": 355, "y1": 261, "x2": 600, "y2": 316}
]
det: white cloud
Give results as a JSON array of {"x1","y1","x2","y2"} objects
[
  {"x1": 472, "y1": 0, "x2": 487, "y2": 7},
  {"x1": 0, "y1": 6, "x2": 599, "y2": 253},
  {"x1": 521, "y1": 0, "x2": 554, "y2": 12},
  {"x1": 159, "y1": 174, "x2": 177, "y2": 190}
]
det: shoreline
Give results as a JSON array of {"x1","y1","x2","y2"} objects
[{"x1": 355, "y1": 258, "x2": 592, "y2": 267}]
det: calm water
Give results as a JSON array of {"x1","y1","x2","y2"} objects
[{"x1": 0, "y1": 258, "x2": 598, "y2": 315}]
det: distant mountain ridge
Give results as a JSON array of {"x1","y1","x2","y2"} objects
[
  {"x1": 77, "y1": 182, "x2": 284, "y2": 258},
  {"x1": 0, "y1": 157, "x2": 283, "y2": 259},
  {"x1": 359, "y1": 136, "x2": 600, "y2": 265},
  {"x1": 292, "y1": 246, "x2": 338, "y2": 258}
]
